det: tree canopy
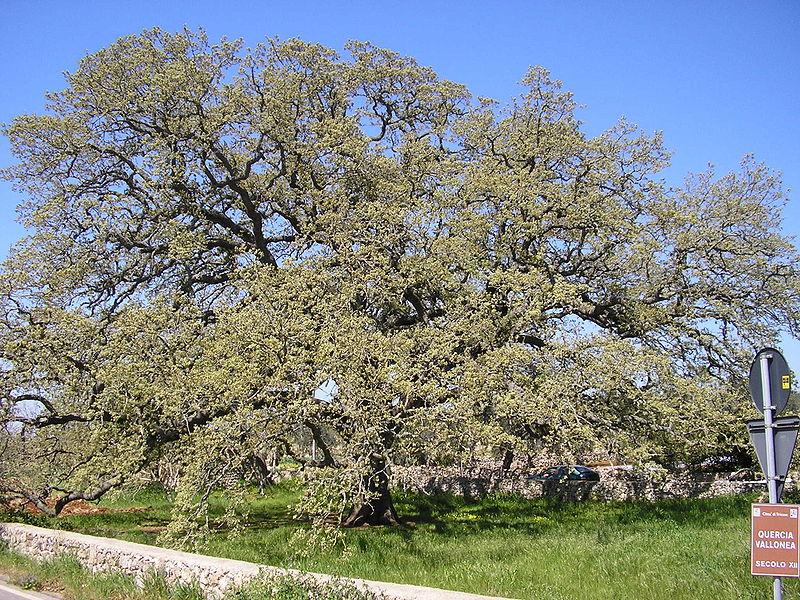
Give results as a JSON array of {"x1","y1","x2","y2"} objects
[{"x1": 1, "y1": 28, "x2": 798, "y2": 534}]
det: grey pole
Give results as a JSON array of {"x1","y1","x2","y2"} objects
[{"x1": 760, "y1": 353, "x2": 782, "y2": 600}]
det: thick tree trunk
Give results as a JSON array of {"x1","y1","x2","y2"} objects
[
  {"x1": 305, "y1": 420, "x2": 337, "y2": 467},
  {"x1": 248, "y1": 454, "x2": 276, "y2": 493},
  {"x1": 502, "y1": 449, "x2": 514, "y2": 471},
  {"x1": 341, "y1": 459, "x2": 400, "y2": 527}
]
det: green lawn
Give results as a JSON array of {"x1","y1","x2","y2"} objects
[{"x1": 3, "y1": 484, "x2": 797, "y2": 600}]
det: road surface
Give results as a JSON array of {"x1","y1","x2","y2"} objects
[{"x1": 0, "y1": 581, "x2": 61, "y2": 600}]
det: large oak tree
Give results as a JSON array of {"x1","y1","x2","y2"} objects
[{"x1": 1, "y1": 28, "x2": 798, "y2": 533}]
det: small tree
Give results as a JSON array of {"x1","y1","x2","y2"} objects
[{"x1": 1, "y1": 28, "x2": 798, "y2": 533}]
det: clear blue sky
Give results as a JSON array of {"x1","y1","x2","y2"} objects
[{"x1": 1, "y1": 0, "x2": 798, "y2": 372}]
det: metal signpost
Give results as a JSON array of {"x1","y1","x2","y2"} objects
[
  {"x1": 748, "y1": 348, "x2": 796, "y2": 600},
  {"x1": 747, "y1": 417, "x2": 800, "y2": 502}
]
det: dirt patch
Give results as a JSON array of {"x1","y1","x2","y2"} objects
[
  {"x1": 58, "y1": 500, "x2": 150, "y2": 516},
  {"x1": 3, "y1": 497, "x2": 150, "y2": 516},
  {"x1": 138, "y1": 525, "x2": 167, "y2": 533}
]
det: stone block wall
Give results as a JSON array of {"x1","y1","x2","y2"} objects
[
  {"x1": 0, "y1": 523, "x2": 514, "y2": 600},
  {"x1": 0, "y1": 523, "x2": 261, "y2": 598},
  {"x1": 391, "y1": 465, "x2": 780, "y2": 502}
]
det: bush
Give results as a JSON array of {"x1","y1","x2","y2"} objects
[
  {"x1": 0, "y1": 508, "x2": 50, "y2": 528},
  {"x1": 231, "y1": 572, "x2": 383, "y2": 600},
  {"x1": 16, "y1": 574, "x2": 42, "y2": 590}
]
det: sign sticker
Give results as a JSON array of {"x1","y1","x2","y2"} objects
[{"x1": 783, "y1": 375, "x2": 791, "y2": 390}]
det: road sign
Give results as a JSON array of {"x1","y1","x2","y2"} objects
[
  {"x1": 752, "y1": 503, "x2": 800, "y2": 578},
  {"x1": 748, "y1": 349, "x2": 797, "y2": 600},
  {"x1": 747, "y1": 416, "x2": 800, "y2": 502},
  {"x1": 750, "y1": 348, "x2": 792, "y2": 416}
]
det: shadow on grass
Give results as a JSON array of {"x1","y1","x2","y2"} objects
[{"x1": 391, "y1": 489, "x2": 759, "y2": 537}]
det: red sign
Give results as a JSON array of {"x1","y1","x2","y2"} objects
[{"x1": 752, "y1": 503, "x2": 800, "y2": 577}]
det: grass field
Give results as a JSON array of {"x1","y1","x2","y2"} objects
[{"x1": 3, "y1": 483, "x2": 797, "y2": 600}]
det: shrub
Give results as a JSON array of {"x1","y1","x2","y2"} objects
[{"x1": 231, "y1": 572, "x2": 383, "y2": 600}]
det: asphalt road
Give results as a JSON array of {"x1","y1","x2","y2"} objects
[{"x1": 0, "y1": 582, "x2": 61, "y2": 600}]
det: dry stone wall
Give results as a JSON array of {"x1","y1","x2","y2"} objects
[
  {"x1": 391, "y1": 466, "x2": 779, "y2": 502},
  {"x1": 0, "y1": 523, "x2": 515, "y2": 600},
  {"x1": 0, "y1": 523, "x2": 261, "y2": 597}
]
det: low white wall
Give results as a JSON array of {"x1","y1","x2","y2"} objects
[{"x1": 0, "y1": 523, "x2": 515, "y2": 600}]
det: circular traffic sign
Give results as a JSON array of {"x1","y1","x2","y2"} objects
[{"x1": 749, "y1": 347, "x2": 792, "y2": 415}]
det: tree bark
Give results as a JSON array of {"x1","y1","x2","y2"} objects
[
  {"x1": 341, "y1": 458, "x2": 400, "y2": 527},
  {"x1": 248, "y1": 453, "x2": 276, "y2": 493},
  {"x1": 305, "y1": 420, "x2": 337, "y2": 467},
  {"x1": 502, "y1": 449, "x2": 515, "y2": 471}
]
